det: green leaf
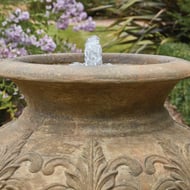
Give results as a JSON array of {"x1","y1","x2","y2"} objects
[{"x1": 120, "y1": 0, "x2": 142, "y2": 11}]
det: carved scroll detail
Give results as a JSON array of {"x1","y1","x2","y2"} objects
[
  {"x1": 0, "y1": 131, "x2": 43, "y2": 190},
  {"x1": 2, "y1": 134, "x2": 190, "y2": 190},
  {"x1": 145, "y1": 140, "x2": 190, "y2": 190},
  {"x1": 0, "y1": 132, "x2": 31, "y2": 189},
  {"x1": 42, "y1": 139, "x2": 143, "y2": 190}
]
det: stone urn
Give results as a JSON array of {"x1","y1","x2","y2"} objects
[{"x1": 0, "y1": 53, "x2": 190, "y2": 190}]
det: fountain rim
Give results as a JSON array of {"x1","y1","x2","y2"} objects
[{"x1": 0, "y1": 53, "x2": 190, "y2": 83}]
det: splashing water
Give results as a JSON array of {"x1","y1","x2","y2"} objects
[
  {"x1": 70, "y1": 35, "x2": 104, "y2": 66},
  {"x1": 84, "y1": 35, "x2": 102, "y2": 66}
]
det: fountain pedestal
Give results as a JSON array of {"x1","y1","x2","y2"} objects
[{"x1": 0, "y1": 53, "x2": 190, "y2": 189}]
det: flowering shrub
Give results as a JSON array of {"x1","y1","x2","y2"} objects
[
  {"x1": 0, "y1": 0, "x2": 95, "y2": 59},
  {"x1": 0, "y1": 8, "x2": 57, "y2": 59},
  {"x1": 29, "y1": 0, "x2": 96, "y2": 32},
  {"x1": 53, "y1": 0, "x2": 95, "y2": 31},
  {"x1": 0, "y1": 0, "x2": 95, "y2": 124}
]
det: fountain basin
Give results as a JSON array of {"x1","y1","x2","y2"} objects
[
  {"x1": 1, "y1": 53, "x2": 190, "y2": 82},
  {"x1": 0, "y1": 53, "x2": 190, "y2": 189}
]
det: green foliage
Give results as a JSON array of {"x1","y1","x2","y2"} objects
[
  {"x1": 28, "y1": 0, "x2": 53, "y2": 24},
  {"x1": 28, "y1": 0, "x2": 46, "y2": 13},
  {"x1": 79, "y1": 0, "x2": 122, "y2": 17},
  {"x1": 106, "y1": 0, "x2": 190, "y2": 53},
  {"x1": 0, "y1": 0, "x2": 24, "y2": 5},
  {"x1": 158, "y1": 43, "x2": 190, "y2": 60},
  {"x1": 0, "y1": 79, "x2": 26, "y2": 125},
  {"x1": 158, "y1": 42, "x2": 190, "y2": 125}
]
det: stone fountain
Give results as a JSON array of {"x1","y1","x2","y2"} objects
[{"x1": 0, "y1": 36, "x2": 190, "y2": 189}]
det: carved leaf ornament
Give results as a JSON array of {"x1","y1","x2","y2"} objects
[
  {"x1": 42, "y1": 139, "x2": 143, "y2": 190},
  {"x1": 0, "y1": 132, "x2": 43, "y2": 190},
  {"x1": 145, "y1": 140, "x2": 190, "y2": 190},
  {"x1": 1, "y1": 135, "x2": 190, "y2": 190}
]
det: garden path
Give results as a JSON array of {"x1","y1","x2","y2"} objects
[{"x1": 95, "y1": 19, "x2": 116, "y2": 27}]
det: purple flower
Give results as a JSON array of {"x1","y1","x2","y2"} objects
[
  {"x1": 57, "y1": 14, "x2": 69, "y2": 29},
  {"x1": 52, "y1": 0, "x2": 96, "y2": 32},
  {"x1": 0, "y1": 38, "x2": 28, "y2": 59},
  {"x1": 7, "y1": 9, "x2": 30, "y2": 23},
  {"x1": 16, "y1": 47, "x2": 28, "y2": 56},
  {"x1": 63, "y1": 41, "x2": 82, "y2": 53},
  {"x1": 39, "y1": 35, "x2": 56, "y2": 52},
  {"x1": 19, "y1": 11, "x2": 30, "y2": 21},
  {"x1": 76, "y1": 2, "x2": 84, "y2": 12},
  {"x1": 53, "y1": 0, "x2": 65, "y2": 12},
  {"x1": 36, "y1": 29, "x2": 45, "y2": 35},
  {"x1": 28, "y1": 35, "x2": 39, "y2": 46},
  {"x1": 5, "y1": 25, "x2": 23, "y2": 42},
  {"x1": 0, "y1": 39, "x2": 9, "y2": 58},
  {"x1": 70, "y1": 44, "x2": 82, "y2": 53},
  {"x1": 79, "y1": 12, "x2": 87, "y2": 20},
  {"x1": 9, "y1": 14, "x2": 19, "y2": 23},
  {"x1": 15, "y1": 8, "x2": 21, "y2": 15},
  {"x1": 69, "y1": 7, "x2": 77, "y2": 16},
  {"x1": 74, "y1": 17, "x2": 96, "y2": 31}
]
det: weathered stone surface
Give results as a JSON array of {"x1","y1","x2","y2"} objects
[{"x1": 0, "y1": 53, "x2": 190, "y2": 189}]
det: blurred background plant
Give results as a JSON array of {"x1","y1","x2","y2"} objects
[
  {"x1": 104, "y1": 0, "x2": 190, "y2": 53},
  {"x1": 158, "y1": 42, "x2": 190, "y2": 125},
  {"x1": 79, "y1": 0, "x2": 123, "y2": 18}
]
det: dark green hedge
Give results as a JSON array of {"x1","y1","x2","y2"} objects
[{"x1": 158, "y1": 42, "x2": 190, "y2": 125}]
